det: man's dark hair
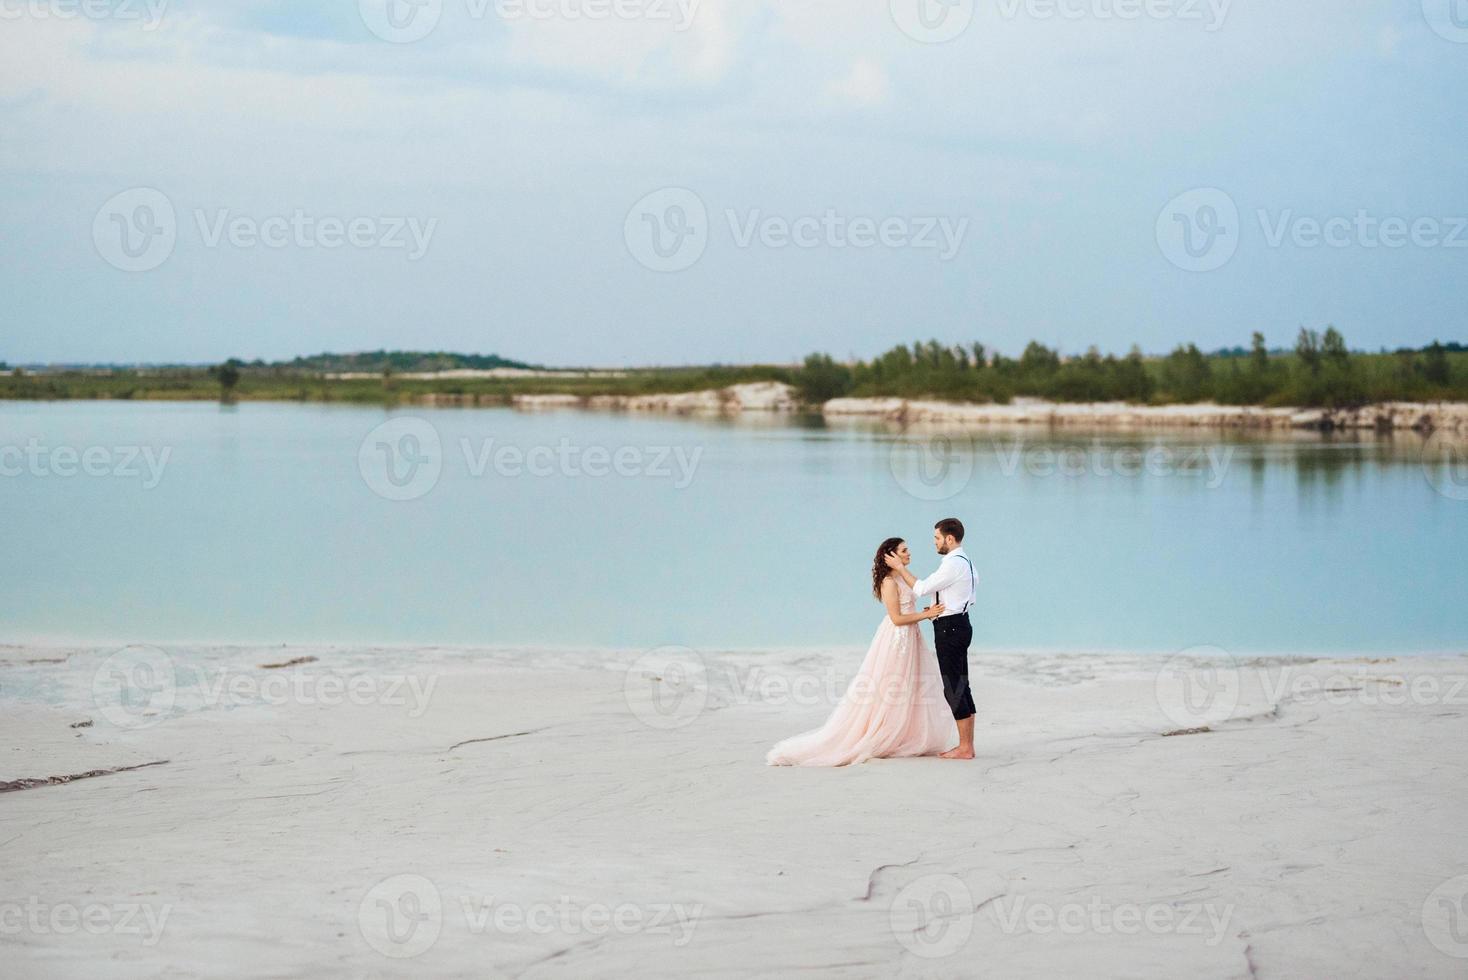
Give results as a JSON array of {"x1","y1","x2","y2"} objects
[{"x1": 935, "y1": 518, "x2": 964, "y2": 543}]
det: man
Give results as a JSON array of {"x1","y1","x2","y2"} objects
[{"x1": 884, "y1": 517, "x2": 976, "y2": 760}]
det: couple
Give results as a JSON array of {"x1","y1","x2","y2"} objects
[{"x1": 767, "y1": 518, "x2": 978, "y2": 768}]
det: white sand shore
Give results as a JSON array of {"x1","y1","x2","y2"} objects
[
  {"x1": 4, "y1": 644, "x2": 1468, "y2": 978},
  {"x1": 513, "y1": 381, "x2": 801, "y2": 415},
  {"x1": 823, "y1": 396, "x2": 1468, "y2": 433},
  {"x1": 327, "y1": 369, "x2": 630, "y2": 381},
  {"x1": 508, "y1": 382, "x2": 1468, "y2": 433}
]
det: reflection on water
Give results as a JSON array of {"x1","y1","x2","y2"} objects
[{"x1": 1, "y1": 401, "x2": 1464, "y2": 655}]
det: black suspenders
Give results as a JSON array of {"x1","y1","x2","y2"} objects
[{"x1": 936, "y1": 554, "x2": 976, "y2": 614}]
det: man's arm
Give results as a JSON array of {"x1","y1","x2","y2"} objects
[
  {"x1": 910, "y1": 556, "x2": 964, "y2": 599},
  {"x1": 886, "y1": 554, "x2": 962, "y2": 598}
]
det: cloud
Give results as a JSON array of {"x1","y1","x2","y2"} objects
[
  {"x1": 497, "y1": 0, "x2": 741, "y2": 87},
  {"x1": 4, "y1": 0, "x2": 1465, "y2": 365},
  {"x1": 825, "y1": 58, "x2": 890, "y2": 108}
]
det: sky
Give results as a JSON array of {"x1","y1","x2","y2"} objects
[{"x1": 1, "y1": 0, "x2": 1466, "y2": 366}]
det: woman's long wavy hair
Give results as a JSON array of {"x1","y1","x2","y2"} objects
[{"x1": 871, "y1": 537, "x2": 905, "y2": 599}]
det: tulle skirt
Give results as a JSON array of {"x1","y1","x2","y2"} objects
[{"x1": 766, "y1": 618, "x2": 957, "y2": 767}]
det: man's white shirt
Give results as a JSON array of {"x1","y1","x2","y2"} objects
[{"x1": 911, "y1": 547, "x2": 977, "y2": 618}]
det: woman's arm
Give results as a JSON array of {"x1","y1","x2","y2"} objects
[
  {"x1": 881, "y1": 577, "x2": 944, "y2": 626},
  {"x1": 883, "y1": 555, "x2": 918, "y2": 589}
]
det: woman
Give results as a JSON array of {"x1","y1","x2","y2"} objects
[{"x1": 766, "y1": 538, "x2": 958, "y2": 767}]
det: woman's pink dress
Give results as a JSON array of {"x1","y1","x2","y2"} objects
[{"x1": 767, "y1": 579, "x2": 958, "y2": 767}]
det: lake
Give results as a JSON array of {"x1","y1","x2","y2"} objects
[{"x1": 2, "y1": 400, "x2": 1464, "y2": 655}]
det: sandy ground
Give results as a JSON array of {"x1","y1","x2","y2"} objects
[{"x1": 3, "y1": 643, "x2": 1467, "y2": 978}]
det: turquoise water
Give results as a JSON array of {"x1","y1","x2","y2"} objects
[{"x1": 1, "y1": 400, "x2": 1464, "y2": 655}]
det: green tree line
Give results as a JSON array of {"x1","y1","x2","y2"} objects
[
  {"x1": 4, "y1": 335, "x2": 1464, "y2": 408},
  {"x1": 795, "y1": 331, "x2": 1465, "y2": 408}
]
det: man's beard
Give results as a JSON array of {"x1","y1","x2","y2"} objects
[{"x1": 936, "y1": 544, "x2": 950, "y2": 555}]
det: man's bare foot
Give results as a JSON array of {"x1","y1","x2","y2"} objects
[{"x1": 940, "y1": 746, "x2": 975, "y2": 760}]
